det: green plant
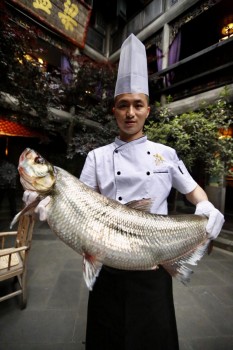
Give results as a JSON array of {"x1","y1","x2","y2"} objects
[
  {"x1": 0, "y1": 2, "x2": 118, "y2": 156},
  {"x1": 145, "y1": 94, "x2": 233, "y2": 182}
]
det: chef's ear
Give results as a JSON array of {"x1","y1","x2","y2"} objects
[
  {"x1": 146, "y1": 106, "x2": 151, "y2": 118},
  {"x1": 112, "y1": 107, "x2": 115, "y2": 114}
]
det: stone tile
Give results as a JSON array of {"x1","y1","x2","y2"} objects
[
  {"x1": 1, "y1": 344, "x2": 65, "y2": 350},
  {"x1": 63, "y1": 258, "x2": 83, "y2": 272},
  {"x1": 207, "y1": 248, "x2": 233, "y2": 261},
  {"x1": 187, "y1": 269, "x2": 225, "y2": 287},
  {"x1": 175, "y1": 304, "x2": 219, "y2": 339},
  {"x1": 204, "y1": 260, "x2": 233, "y2": 284},
  {"x1": 189, "y1": 286, "x2": 233, "y2": 335},
  {"x1": 202, "y1": 285, "x2": 233, "y2": 307},
  {"x1": 27, "y1": 263, "x2": 61, "y2": 289},
  {"x1": 178, "y1": 338, "x2": 193, "y2": 350},
  {"x1": 1, "y1": 223, "x2": 233, "y2": 350},
  {"x1": 73, "y1": 315, "x2": 87, "y2": 345},
  {"x1": 0, "y1": 310, "x2": 77, "y2": 343},
  {"x1": 189, "y1": 336, "x2": 233, "y2": 350},
  {"x1": 1, "y1": 342, "x2": 86, "y2": 350},
  {"x1": 25, "y1": 285, "x2": 54, "y2": 311},
  {"x1": 46, "y1": 270, "x2": 84, "y2": 310},
  {"x1": 173, "y1": 282, "x2": 197, "y2": 307}
]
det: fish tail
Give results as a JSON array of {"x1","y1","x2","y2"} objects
[{"x1": 162, "y1": 238, "x2": 210, "y2": 284}]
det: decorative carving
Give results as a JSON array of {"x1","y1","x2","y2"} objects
[
  {"x1": 170, "y1": 0, "x2": 221, "y2": 43},
  {"x1": 145, "y1": 31, "x2": 163, "y2": 50}
]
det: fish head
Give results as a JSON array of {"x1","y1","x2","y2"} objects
[{"x1": 18, "y1": 148, "x2": 55, "y2": 193}]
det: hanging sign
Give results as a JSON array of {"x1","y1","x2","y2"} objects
[{"x1": 9, "y1": 0, "x2": 92, "y2": 48}]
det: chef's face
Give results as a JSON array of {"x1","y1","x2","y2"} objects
[{"x1": 113, "y1": 93, "x2": 150, "y2": 142}]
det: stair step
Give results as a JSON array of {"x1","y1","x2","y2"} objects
[{"x1": 213, "y1": 230, "x2": 233, "y2": 253}]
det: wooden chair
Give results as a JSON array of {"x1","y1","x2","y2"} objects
[{"x1": 0, "y1": 215, "x2": 35, "y2": 309}]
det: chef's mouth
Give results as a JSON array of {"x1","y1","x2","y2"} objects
[{"x1": 125, "y1": 121, "x2": 136, "y2": 124}]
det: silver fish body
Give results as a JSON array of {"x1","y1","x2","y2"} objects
[{"x1": 17, "y1": 148, "x2": 209, "y2": 289}]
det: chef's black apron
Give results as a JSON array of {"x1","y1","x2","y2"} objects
[{"x1": 85, "y1": 266, "x2": 179, "y2": 350}]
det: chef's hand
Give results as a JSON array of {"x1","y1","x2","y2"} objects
[
  {"x1": 23, "y1": 190, "x2": 50, "y2": 221},
  {"x1": 195, "y1": 200, "x2": 225, "y2": 240},
  {"x1": 23, "y1": 190, "x2": 38, "y2": 205}
]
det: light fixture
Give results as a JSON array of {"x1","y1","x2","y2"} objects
[
  {"x1": 5, "y1": 137, "x2": 8, "y2": 156},
  {"x1": 18, "y1": 55, "x2": 44, "y2": 67},
  {"x1": 219, "y1": 126, "x2": 233, "y2": 139},
  {"x1": 221, "y1": 23, "x2": 233, "y2": 36},
  {"x1": 38, "y1": 58, "x2": 44, "y2": 65}
]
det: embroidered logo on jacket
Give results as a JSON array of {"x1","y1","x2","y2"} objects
[{"x1": 153, "y1": 153, "x2": 164, "y2": 166}]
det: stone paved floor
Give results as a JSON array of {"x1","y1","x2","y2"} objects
[{"x1": 0, "y1": 219, "x2": 233, "y2": 350}]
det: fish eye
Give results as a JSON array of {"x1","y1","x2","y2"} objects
[{"x1": 35, "y1": 156, "x2": 45, "y2": 164}]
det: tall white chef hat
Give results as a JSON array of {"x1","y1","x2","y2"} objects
[{"x1": 114, "y1": 33, "x2": 149, "y2": 97}]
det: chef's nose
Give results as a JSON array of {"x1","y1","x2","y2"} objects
[{"x1": 126, "y1": 105, "x2": 135, "y2": 117}]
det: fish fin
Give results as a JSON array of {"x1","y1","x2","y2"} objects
[
  {"x1": 125, "y1": 198, "x2": 153, "y2": 212},
  {"x1": 10, "y1": 198, "x2": 41, "y2": 228},
  {"x1": 162, "y1": 239, "x2": 210, "y2": 285},
  {"x1": 10, "y1": 210, "x2": 24, "y2": 229},
  {"x1": 83, "y1": 253, "x2": 102, "y2": 290}
]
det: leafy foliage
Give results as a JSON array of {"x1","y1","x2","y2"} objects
[
  {"x1": 1, "y1": 1, "x2": 233, "y2": 177},
  {"x1": 145, "y1": 92, "x2": 233, "y2": 181},
  {"x1": 63, "y1": 55, "x2": 118, "y2": 156},
  {"x1": 0, "y1": 2, "x2": 118, "y2": 156},
  {"x1": 0, "y1": 9, "x2": 55, "y2": 118}
]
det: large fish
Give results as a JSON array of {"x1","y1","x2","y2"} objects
[{"x1": 14, "y1": 148, "x2": 210, "y2": 289}]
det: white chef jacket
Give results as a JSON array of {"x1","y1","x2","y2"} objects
[{"x1": 80, "y1": 136, "x2": 197, "y2": 215}]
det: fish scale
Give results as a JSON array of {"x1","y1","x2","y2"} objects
[{"x1": 16, "y1": 148, "x2": 210, "y2": 290}]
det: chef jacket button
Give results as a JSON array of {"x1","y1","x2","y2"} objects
[
  {"x1": 146, "y1": 171, "x2": 150, "y2": 175},
  {"x1": 115, "y1": 150, "x2": 118, "y2": 153},
  {"x1": 117, "y1": 171, "x2": 121, "y2": 175},
  {"x1": 118, "y1": 196, "x2": 122, "y2": 201},
  {"x1": 147, "y1": 151, "x2": 150, "y2": 154}
]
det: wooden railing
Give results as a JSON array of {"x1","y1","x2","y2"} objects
[{"x1": 149, "y1": 36, "x2": 233, "y2": 102}]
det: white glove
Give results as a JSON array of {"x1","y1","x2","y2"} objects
[
  {"x1": 23, "y1": 190, "x2": 50, "y2": 221},
  {"x1": 23, "y1": 190, "x2": 39, "y2": 205},
  {"x1": 195, "y1": 200, "x2": 225, "y2": 240},
  {"x1": 34, "y1": 196, "x2": 50, "y2": 221}
]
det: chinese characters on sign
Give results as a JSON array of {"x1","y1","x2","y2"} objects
[
  {"x1": 10, "y1": 0, "x2": 92, "y2": 47},
  {"x1": 33, "y1": 0, "x2": 52, "y2": 15},
  {"x1": 58, "y1": 0, "x2": 79, "y2": 32}
]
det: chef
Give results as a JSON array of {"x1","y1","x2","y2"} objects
[
  {"x1": 23, "y1": 34, "x2": 224, "y2": 350},
  {"x1": 79, "y1": 34, "x2": 225, "y2": 350}
]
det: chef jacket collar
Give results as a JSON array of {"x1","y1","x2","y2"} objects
[{"x1": 114, "y1": 136, "x2": 147, "y2": 149}]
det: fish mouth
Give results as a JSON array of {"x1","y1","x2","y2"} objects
[
  {"x1": 19, "y1": 148, "x2": 28, "y2": 163},
  {"x1": 18, "y1": 149, "x2": 38, "y2": 191},
  {"x1": 19, "y1": 148, "x2": 37, "y2": 164},
  {"x1": 18, "y1": 148, "x2": 34, "y2": 182},
  {"x1": 18, "y1": 148, "x2": 31, "y2": 175}
]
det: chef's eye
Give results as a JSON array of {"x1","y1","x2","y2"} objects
[
  {"x1": 117, "y1": 103, "x2": 127, "y2": 109},
  {"x1": 35, "y1": 156, "x2": 44, "y2": 164}
]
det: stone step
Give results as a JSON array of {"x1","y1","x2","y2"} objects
[{"x1": 214, "y1": 230, "x2": 233, "y2": 253}]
